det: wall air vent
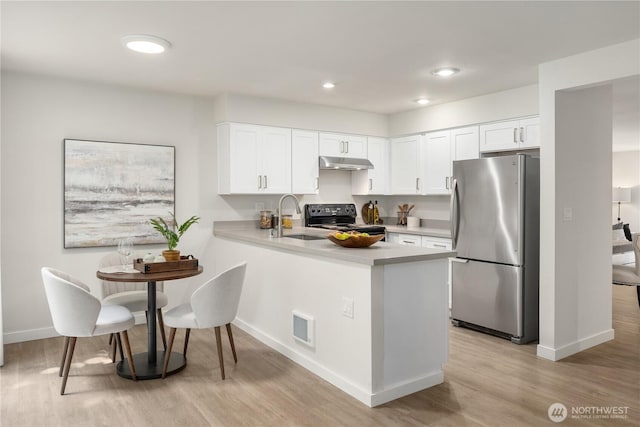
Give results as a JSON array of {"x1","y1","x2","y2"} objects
[{"x1": 292, "y1": 310, "x2": 314, "y2": 347}]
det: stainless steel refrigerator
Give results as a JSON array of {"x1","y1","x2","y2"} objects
[{"x1": 450, "y1": 154, "x2": 539, "y2": 344}]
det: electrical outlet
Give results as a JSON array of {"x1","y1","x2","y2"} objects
[
  {"x1": 563, "y1": 207, "x2": 573, "y2": 221},
  {"x1": 342, "y1": 297, "x2": 354, "y2": 319},
  {"x1": 255, "y1": 202, "x2": 265, "y2": 212}
]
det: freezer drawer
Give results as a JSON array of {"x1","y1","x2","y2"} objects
[{"x1": 451, "y1": 258, "x2": 522, "y2": 337}]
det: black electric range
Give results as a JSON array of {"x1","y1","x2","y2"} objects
[{"x1": 304, "y1": 203, "x2": 386, "y2": 236}]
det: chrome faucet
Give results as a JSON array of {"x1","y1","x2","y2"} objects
[{"x1": 277, "y1": 193, "x2": 301, "y2": 237}]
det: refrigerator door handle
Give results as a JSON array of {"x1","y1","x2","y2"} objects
[
  {"x1": 450, "y1": 257, "x2": 468, "y2": 263},
  {"x1": 450, "y1": 178, "x2": 460, "y2": 248}
]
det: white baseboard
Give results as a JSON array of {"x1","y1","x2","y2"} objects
[
  {"x1": 370, "y1": 370, "x2": 444, "y2": 407},
  {"x1": 3, "y1": 326, "x2": 58, "y2": 344},
  {"x1": 537, "y1": 328, "x2": 615, "y2": 361},
  {"x1": 233, "y1": 318, "x2": 444, "y2": 407},
  {"x1": 3, "y1": 313, "x2": 148, "y2": 345},
  {"x1": 234, "y1": 318, "x2": 373, "y2": 406}
]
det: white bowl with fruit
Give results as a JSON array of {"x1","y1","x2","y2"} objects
[{"x1": 327, "y1": 231, "x2": 385, "y2": 248}]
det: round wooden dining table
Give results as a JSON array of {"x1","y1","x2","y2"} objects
[{"x1": 97, "y1": 266, "x2": 203, "y2": 380}]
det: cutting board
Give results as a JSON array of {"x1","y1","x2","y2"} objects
[{"x1": 361, "y1": 204, "x2": 372, "y2": 224}]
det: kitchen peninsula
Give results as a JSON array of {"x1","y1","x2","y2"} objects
[{"x1": 213, "y1": 221, "x2": 455, "y2": 407}]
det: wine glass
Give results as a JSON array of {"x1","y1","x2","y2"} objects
[{"x1": 117, "y1": 238, "x2": 134, "y2": 271}]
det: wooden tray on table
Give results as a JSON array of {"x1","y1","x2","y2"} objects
[{"x1": 134, "y1": 256, "x2": 199, "y2": 274}]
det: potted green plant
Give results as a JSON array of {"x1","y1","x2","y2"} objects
[{"x1": 150, "y1": 213, "x2": 200, "y2": 261}]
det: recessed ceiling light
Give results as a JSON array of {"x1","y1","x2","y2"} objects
[
  {"x1": 122, "y1": 34, "x2": 171, "y2": 54},
  {"x1": 415, "y1": 98, "x2": 430, "y2": 105},
  {"x1": 322, "y1": 82, "x2": 336, "y2": 89},
  {"x1": 431, "y1": 67, "x2": 460, "y2": 77}
]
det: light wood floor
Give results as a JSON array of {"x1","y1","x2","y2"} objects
[{"x1": 2, "y1": 285, "x2": 638, "y2": 427}]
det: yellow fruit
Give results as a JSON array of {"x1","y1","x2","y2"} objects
[{"x1": 360, "y1": 232, "x2": 369, "y2": 237}]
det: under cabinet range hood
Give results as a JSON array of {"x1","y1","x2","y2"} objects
[{"x1": 319, "y1": 156, "x2": 374, "y2": 170}]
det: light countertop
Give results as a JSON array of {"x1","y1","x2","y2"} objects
[{"x1": 213, "y1": 221, "x2": 455, "y2": 266}]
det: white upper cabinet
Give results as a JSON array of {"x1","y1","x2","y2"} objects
[
  {"x1": 291, "y1": 129, "x2": 319, "y2": 194},
  {"x1": 517, "y1": 117, "x2": 540, "y2": 150},
  {"x1": 420, "y1": 126, "x2": 479, "y2": 196},
  {"x1": 218, "y1": 123, "x2": 291, "y2": 194},
  {"x1": 390, "y1": 134, "x2": 424, "y2": 194},
  {"x1": 319, "y1": 132, "x2": 367, "y2": 159},
  {"x1": 352, "y1": 137, "x2": 389, "y2": 195},
  {"x1": 451, "y1": 126, "x2": 480, "y2": 162},
  {"x1": 261, "y1": 126, "x2": 293, "y2": 193},
  {"x1": 479, "y1": 116, "x2": 539, "y2": 153},
  {"x1": 423, "y1": 130, "x2": 452, "y2": 195}
]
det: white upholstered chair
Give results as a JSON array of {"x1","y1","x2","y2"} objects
[
  {"x1": 613, "y1": 233, "x2": 640, "y2": 310},
  {"x1": 41, "y1": 267, "x2": 137, "y2": 395},
  {"x1": 161, "y1": 261, "x2": 247, "y2": 380},
  {"x1": 99, "y1": 252, "x2": 169, "y2": 357}
]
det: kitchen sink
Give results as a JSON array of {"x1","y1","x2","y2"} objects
[{"x1": 284, "y1": 234, "x2": 326, "y2": 241}]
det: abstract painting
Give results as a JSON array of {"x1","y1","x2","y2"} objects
[{"x1": 64, "y1": 139, "x2": 175, "y2": 248}]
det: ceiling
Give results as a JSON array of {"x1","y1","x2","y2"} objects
[{"x1": 1, "y1": 1, "x2": 639, "y2": 148}]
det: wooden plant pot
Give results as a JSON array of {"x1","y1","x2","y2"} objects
[{"x1": 162, "y1": 250, "x2": 181, "y2": 261}]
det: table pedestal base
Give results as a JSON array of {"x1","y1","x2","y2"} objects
[{"x1": 116, "y1": 351, "x2": 186, "y2": 380}]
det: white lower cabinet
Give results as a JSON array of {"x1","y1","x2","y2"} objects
[
  {"x1": 395, "y1": 233, "x2": 422, "y2": 246},
  {"x1": 388, "y1": 232, "x2": 453, "y2": 310},
  {"x1": 387, "y1": 232, "x2": 452, "y2": 249},
  {"x1": 421, "y1": 236, "x2": 453, "y2": 250}
]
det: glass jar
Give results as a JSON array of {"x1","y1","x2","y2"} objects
[
  {"x1": 259, "y1": 211, "x2": 272, "y2": 229},
  {"x1": 282, "y1": 214, "x2": 293, "y2": 229}
]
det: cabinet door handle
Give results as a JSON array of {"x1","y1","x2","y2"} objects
[
  {"x1": 519, "y1": 127, "x2": 524, "y2": 142},
  {"x1": 315, "y1": 177, "x2": 319, "y2": 190},
  {"x1": 416, "y1": 177, "x2": 420, "y2": 191},
  {"x1": 402, "y1": 240, "x2": 416, "y2": 245},
  {"x1": 345, "y1": 140, "x2": 349, "y2": 153},
  {"x1": 513, "y1": 128, "x2": 518, "y2": 143},
  {"x1": 446, "y1": 176, "x2": 450, "y2": 189},
  {"x1": 258, "y1": 175, "x2": 262, "y2": 189},
  {"x1": 369, "y1": 178, "x2": 373, "y2": 190},
  {"x1": 433, "y1": 244, "x2": 447, "y2": 248},
  {"x1": 264, "y1": 175, "x2": 268, "y2": 189},
  {"x1": 340, "y1": 141, "x2": 345, "y2": 153}
]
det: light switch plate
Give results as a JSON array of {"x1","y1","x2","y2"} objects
[
  {"x1": 563, "y1": 207, "x2": 573, "y2": 221},
  {"x1": 342, "y1": 297, "x2": 354, "y2": 319}
]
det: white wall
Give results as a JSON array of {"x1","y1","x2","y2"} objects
[
  {"x1": 388, "y1": 84, "x2": 539, "y2": 136},
  {"x1": 0, "y1": 71, "x2": 217, "y2": 342},
  {"x1": 554, "y1": 85, "x2": 613, "y2": 351},
  {"x1": 221, "y1": 93, "x2": 389, "y2": 137},
  {"x1": 0, "y1": 73, "x2": 391, "y2": 343},
  {"x1": 612, "y1": 151, "x2": 640, "y2": 230},
  {"x1": 0, "y1": 72, "x2": 3, "y2": 364},
  {"x1": 537, "y1": 38, "x2": 640, "y2": 361}
]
